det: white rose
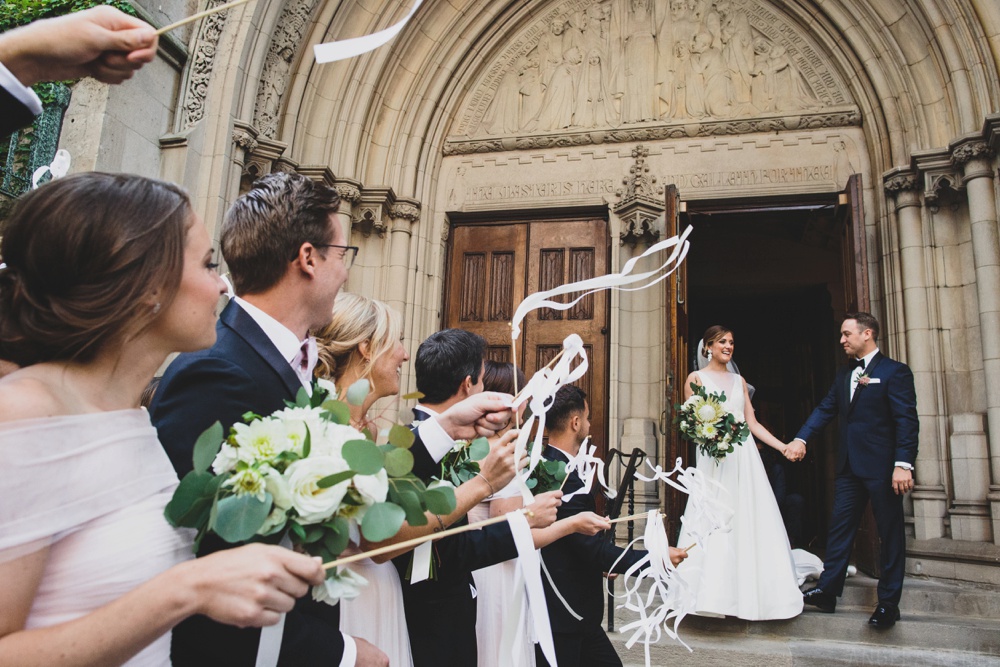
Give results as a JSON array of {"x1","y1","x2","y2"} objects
[
  {"x1": 231, "y1": 418, "x2": 289, "y2": 464},
  {"x1": 223, "y1": 467, "x2": 267, "y2": 500},
  {"x1": 312, "y1": 568, "x2": 369, "y2": 606},
  {"x1": 262, "y1": 466, "x2": 293, "y2": 509},
  {"x1": 310, "y1": 422, "x2": 366, "y2": 459},
  {"x1": 212, "y1": 443, "x2": 240, "y2": 474},
  {"x1": 352, "y1": 468, "x2": 389, "y2": 507},
  {"x1": 696, "y1": 403, "x2": 718, "y2": 423},
  {"x1": 285, "y1": 455, "x2": 351, "y2": 523}
]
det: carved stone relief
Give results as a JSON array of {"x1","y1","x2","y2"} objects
[
  {"x1": 253, "y1": 0, "x2": 322, "y2": 139},
  {"x1": 447, "y1": 0, "x2": 855, "y2": 154},
  {"x1": 181, "y1": 0, "x2": 232, "y2": 128},
  {"x1": 614, "y1": 146, "x2": 665, "y2": 245}
]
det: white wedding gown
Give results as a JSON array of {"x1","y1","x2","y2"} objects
[
  {"x1": 676, "y1": 371, "x2": 804, "y2": 620},
  {"x1": 339, "y1": 557, "x2": 413, "y2": 666}
]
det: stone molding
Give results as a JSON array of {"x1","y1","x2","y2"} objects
[
  {"x1": 180, "y1": 0, "x2": 232, "y2": 129},
  {"x1": 334, "y1": 180, "x2": 363, "y2": 205},
  {"x1": 253, "y1": 0, "x2": 322, "y2": 139},
  {"x1": 243, "y1": 135, "x2": 289, "y2": 179},
  {"x1": 297, "y1": 166, "x2": 336, "y2": 187},
  {"x1": 390, "y1": 199, "x2": 422, "y2": 223},
  {"x1": 952, "y1": 140, "x2": 993, "y2": 166},
  {"x1": 882, "y1": 173, "x2": 920, "y2": 194},
  {"x1": 443, "y1": 108, "x2": 861, "y2": 155},
  {"x1": 347, "y1": 187, "x2": 422, "y2": 237},
  {"x1": 614, "y1": 146, "x2": 664, "y2": 246}
]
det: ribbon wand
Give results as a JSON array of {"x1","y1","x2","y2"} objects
[{"x1": 155, "y1": 0, "x2": 255, "y2": 35}]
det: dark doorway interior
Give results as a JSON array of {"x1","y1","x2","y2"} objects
[{"x1": 685, "y1": 205, "x2": 845, "y2": 552}]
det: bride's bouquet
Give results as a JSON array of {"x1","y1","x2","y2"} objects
[
  {"x1": 164, "y1": 385, "x2": 455, "y2": 605},
  {"x1": 674, "y1": 382, "x2": 750, "y2": 462}
]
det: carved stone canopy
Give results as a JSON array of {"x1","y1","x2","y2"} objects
[{"x1": 615, "y1": 145, "x2": 665, "y2": 245}]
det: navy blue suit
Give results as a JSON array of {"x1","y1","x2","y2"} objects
[
  {"x1": 536, "y1": 445, "x2": 646, "y2": 667},
  {"x1": 795, "y1": 351, "x2": 918, "y2": 605},
  {"x1": 393, "y1": 409, "x2": 518, "y2": 667},
  {"x1": 150, "y1": 300, "x2": 347, "y2": 666}
]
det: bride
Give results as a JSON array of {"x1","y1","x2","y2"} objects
[{"x1": 675, "y1": 325, "x2": 804, "y2": 620}]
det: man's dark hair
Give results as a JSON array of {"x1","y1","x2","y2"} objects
[
  {"x1": 221, "y1": 171, "x2": 341, "y2": 295},
  {"x1": 846, "y1": 312, "x2": 880, "y2": 341},
  {"x1": 547, "y1": 385, "x2": 587, "y2": 433},
  {"x1": 414, "y1": 329, "x2": 487, "y2": 404}
]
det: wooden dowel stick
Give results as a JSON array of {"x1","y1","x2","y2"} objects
[
  {"x1": 510, "y1": 348, "x2": 566, "y2": 405},
  {"x1": 608, "y1": 512, "x2": 646, "y2": 524},
  {"x1": 155, "y1": 0, "x2": 254, "y2": 35},
  {"x1": 682, "y1": 542, "x2": 696, "y2": 552},
  {"x1": 323, "y1": 509, "x2": 530, "y2": 571}
]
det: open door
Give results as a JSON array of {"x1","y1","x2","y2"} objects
[
  {"x1": 840, "y1": 174, "x2": 879, "y2": 576},
  {"x1": 663, "y1": 184, "x2": 689, "y2": 541}
]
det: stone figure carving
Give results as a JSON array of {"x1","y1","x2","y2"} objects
[{"x1": 469, "y1": 0, "x2": 831, "y2": 138}]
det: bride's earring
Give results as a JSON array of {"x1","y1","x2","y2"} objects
[{"x1": 707, "y1": 350, "x2": 713, "y2": 361}]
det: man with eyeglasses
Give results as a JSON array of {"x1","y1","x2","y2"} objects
[{"x1": 150, "y1": 171, "x2": 386, "y2": 666}]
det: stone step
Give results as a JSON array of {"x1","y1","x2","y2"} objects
[{"x1": 834, "y1": 574, "x2": 1000, "y2": 619}]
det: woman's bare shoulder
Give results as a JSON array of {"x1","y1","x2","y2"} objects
[{"x1": 0, "y1": 372, "x2": 66, "y2": 423}]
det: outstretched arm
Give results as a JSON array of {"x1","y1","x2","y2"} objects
[
  {"x1": 788, "y1": 379, "x2": 841, "y2": 461},
  {"x1": 741, "y1": 377, "x2": 789, "y2": 455}
]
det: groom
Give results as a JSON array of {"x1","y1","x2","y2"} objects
[{"x1": 789, "y1": 312, "x2": 917, "y2": 628}]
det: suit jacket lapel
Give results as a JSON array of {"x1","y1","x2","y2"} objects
[
  {"x1": 220, "y1": 300, "x2": 302, "y2": 399},
  {"x1": 848, "y1": 352, "x2": 883, "y2": 415}
]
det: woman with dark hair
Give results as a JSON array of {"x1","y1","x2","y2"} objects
[
  {"x1": 674, "y1": 325, "x2": 803, "y2": 620},
  {"x1": 0, "y1": 173, "x2": 326, "y2": 666}
]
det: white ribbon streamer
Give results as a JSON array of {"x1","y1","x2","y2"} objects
[
  {"x1": 255, "y1": 534, "x2": 293, "y2": 667},
  {"x1": 503, "y1": 511, "x2": 558, "y2": 667},
  {"x1": 561, "y1": 437, "x2": 610, "y2": 502},
  {"x1": 409, "y1": 540, "x2": 432, "y2": 583},
  {"x1": 313, "y1": 0, "x2": 423, "y2": 64},
  {"x1": 634, "y1": 458, "x2": 733, "y2": 549},
  {"x1": 31, "y1": 149, "x2": 71, "y2": 189},
  {"x1": 510, "y1": 225, "x2": 692, "y2": 341}
]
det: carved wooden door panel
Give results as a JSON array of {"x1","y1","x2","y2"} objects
[
  {"x1": 445, "y1": 220, "x2": 610, "y2": 459},
  {"x1": 663, "y1": 184, "x2": 688, "y2": 541},
  {"x1": 839, "y1": 174, "x2": 879, "y2": 576}
]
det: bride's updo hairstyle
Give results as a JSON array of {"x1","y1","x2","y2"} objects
[
  {"x1": 314, "y1": 292, "x2": 402, "y2": 385},
  {"x1": 701, "y1": 325, "x2": 733, "y2": 358},
  {"x1": 0, "y1": 172, "x2": 191, "y2": 366}
]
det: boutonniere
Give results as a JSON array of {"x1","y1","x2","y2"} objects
[{"x1": 856, "y1": 373, "x2": 871, "y2": 386}]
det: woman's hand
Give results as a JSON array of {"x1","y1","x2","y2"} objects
[
  {"x1": 572, "y1": 512, "x2": 611, "y2": 536},
  {"x1": 478, "y1": 428, "x2": 524, "y2": 491},
  {"x1": 524, "y1": 491, "x2": 562, "y2": 529},
  {"x1": 182, "y1": 544, "x2": 325, "y2": 627}
]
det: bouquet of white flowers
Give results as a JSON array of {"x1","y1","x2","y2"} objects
[
  {"x1": 164, "y1": 385, "x2": 455, "y2": 605},
  {"x1": 674, "y1": 382, "x2": 750, "y2": 462}
]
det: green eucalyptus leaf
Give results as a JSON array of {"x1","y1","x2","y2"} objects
[
  {"x1": 192, "y1": 422, "x2": 224, "y2": 474},
  {"x1": 345, "y1": 379, "x2": 371, "y2": 406},
  {"x1": 388, "y1": 424, "x2": 416, "y2": 449},
  {"x1": 318, "y1": 470, "x2": 355, "y2": 489},
  {"x1": 322, "y1": 400, "x2": 351, "y2": 425},
  {"x1": 295, "y1": 386, "x2": 311, "y2": 407},
  {"x1": 164, "y1": 471, "x2": 215, "y2": 527},
  {"x1": 384, "y1": 447, "x2": 414, "y2": 477},
  {"x1": 214, "y1": 492, "x2": 272, "y2": 543},
  {"x1": 290, "y1": 521, "x2": 307, "y2": 541},
  {"x1": 395, "y1": 490, "x2": 428, "y2": 526},
  {"x1": 302, "y1": 424, "x2": 312, "y2": 458},
  {"x1": 323, "y1": 518, "x2": 350, "y2": 556},
  {"x1": 361, "y1": 502, "x2": 406, "y2": 542},
  {"x1": 468, "y1": 437, "x2": 490, "y2": 461},
  {"x1": 343, "y1": 439, "x2": 384, "y2": 474},
  {"x1": 302, "y1": 526, "x2": 324, "y2": 544},
  {"x1": 424, "y1": 486, "x2": 457, "y2": 515}
]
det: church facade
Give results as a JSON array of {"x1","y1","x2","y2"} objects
[{"x1": 62, "y1": 0, "x2": 1000, "y2": 584}]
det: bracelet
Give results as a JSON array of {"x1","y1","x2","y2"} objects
[
  {"x1": 475, "y1": 472, "x2": 497, "y2": 497},
  {"x1": 433, "y1": 514, "x2": 446, "y2": 532}
]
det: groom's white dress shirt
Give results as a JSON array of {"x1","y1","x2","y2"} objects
[
  {"x1": 412, "y1": 404, "x2": 457, "y2": 464},
  {"x1": 232, "y1": 297, "x2": 357, "y2": 667}
]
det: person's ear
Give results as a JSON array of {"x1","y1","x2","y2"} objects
[
  {"x1": 461, "y1": 375, "x2": 474, "y2": 397},
  {"x1": 570, "y1": 413, "x2": 581, "y2": 433},
  {"x1": 358, "y1": 340, "x2": 372, "y2": 361},
  {"x1": 293, "y1": 243, "x2": 319, "y2": 277}
]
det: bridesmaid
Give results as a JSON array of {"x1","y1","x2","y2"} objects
[{"x1": 0, "y1": 173, "x2": 327, "y2": 666}]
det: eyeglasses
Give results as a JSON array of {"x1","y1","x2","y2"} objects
[{"x1": 314, "y1": 243, "x2": 359, "y2": 270}]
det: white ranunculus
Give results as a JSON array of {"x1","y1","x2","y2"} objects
[
  {"x1": 223, "y1": 467, "x2": 267, "y2": 500},
  {"x1": 352, "y1": 468, "x2": 389, "y2": 507},
  {"x1": 212, "y1": 443, "x2": 240, "y2": 474},
  {"x1": 696, "y1": 403, "x2": 719, "y2": 424},
  {"x1": 231, "y1": 418, "x2": 289, "y2": 465},
  {"x1": 262, "y1": 466, "x2": 293, "y2": 509},
  {"x1": 285, "y1": 455, "x2": 351, "y2": 523},
  {"x1": 312, "y1": 568, "x2": 369, "y2": 606}
]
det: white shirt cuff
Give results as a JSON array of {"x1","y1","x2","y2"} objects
[
  {"x1": 339, "y1": 633, "x2": 357, "y2": 667},
  {"x1": 0, "y1": 62, "x2": 42, "y2": 115},
  {"x1": 418, "y1": 417, "x2": 456, "y2": 464},
  {"x1": 894, "y1": 461, "x2": 913, "y2": 470},
  {"x1": 793, "y1": 438, "x2": 806, "y2": 444}
]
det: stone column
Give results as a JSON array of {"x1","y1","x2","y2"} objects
[
  {"x1": 954, "y1": 140, "x2": 1000, "y2": 544},
  {"x1": 385, "y1": 199, "x2": 420, "y2": 318},
  {"x1": 883, "y1": 171, "x2": 948, "y2": 539},
  {"x1": 332, "y1": 179, "x2": 363, "y2": 292}
]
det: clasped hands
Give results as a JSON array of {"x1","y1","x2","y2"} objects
[{"x1": 782, "y1": 439, "x2": 806, "y2": 462}]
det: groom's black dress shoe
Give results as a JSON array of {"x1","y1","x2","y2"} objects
[
  {"x1": 802, "y1": 587, "x2": 836, "y2": 613},
  {"x1": 868, "y1": 603, "x2": 900, "y2": 628}
]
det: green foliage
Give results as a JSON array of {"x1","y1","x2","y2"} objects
[
  {"x1": 214, "y1": 493, "x2": 273, "y2": 543},
  {"x1": 0, "y1": 0, "x2": 137, "y2": 33},
  {"x1": 435, "y1": 437, "x2": 490, "y2": 487},
  {"x1": 361, "y1": 502, "x2": 406, "y2": 542},
  {"x1": 526, "y1": 458, "x2": 567, "y2": 494}
]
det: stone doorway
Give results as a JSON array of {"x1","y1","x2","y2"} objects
[{"x1": 682, "y1": 199, "x2": 849, "y2": 555}]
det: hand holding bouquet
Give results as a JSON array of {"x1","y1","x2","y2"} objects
[{"x1": 674, "y1": 382, "x2": 749, "y2": 462}]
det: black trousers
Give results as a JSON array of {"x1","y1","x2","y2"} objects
[{"x1": 536, "y1": 628, "x2": 622, "y2": 667}]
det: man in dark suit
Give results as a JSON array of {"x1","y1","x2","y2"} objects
[
  {"x1": 790, "y1": 312, "x2": 918, "y2": 628},
  {"x1": 0, "y1": 6, "x2": 157, "y2": 136},
  {"x1": 396, "y1": 328, "x2": 561, "y2": 667},
  {"x1": 151, "y1": 171, "x2": 387, "y2": 666},
  {"x1": 537, "y1": 385, "x2": 687, "y2": 667}
]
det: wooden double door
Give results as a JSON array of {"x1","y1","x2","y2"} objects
[{"x1": 445, "y1": 219, "x2": 610, "y2": 459}]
